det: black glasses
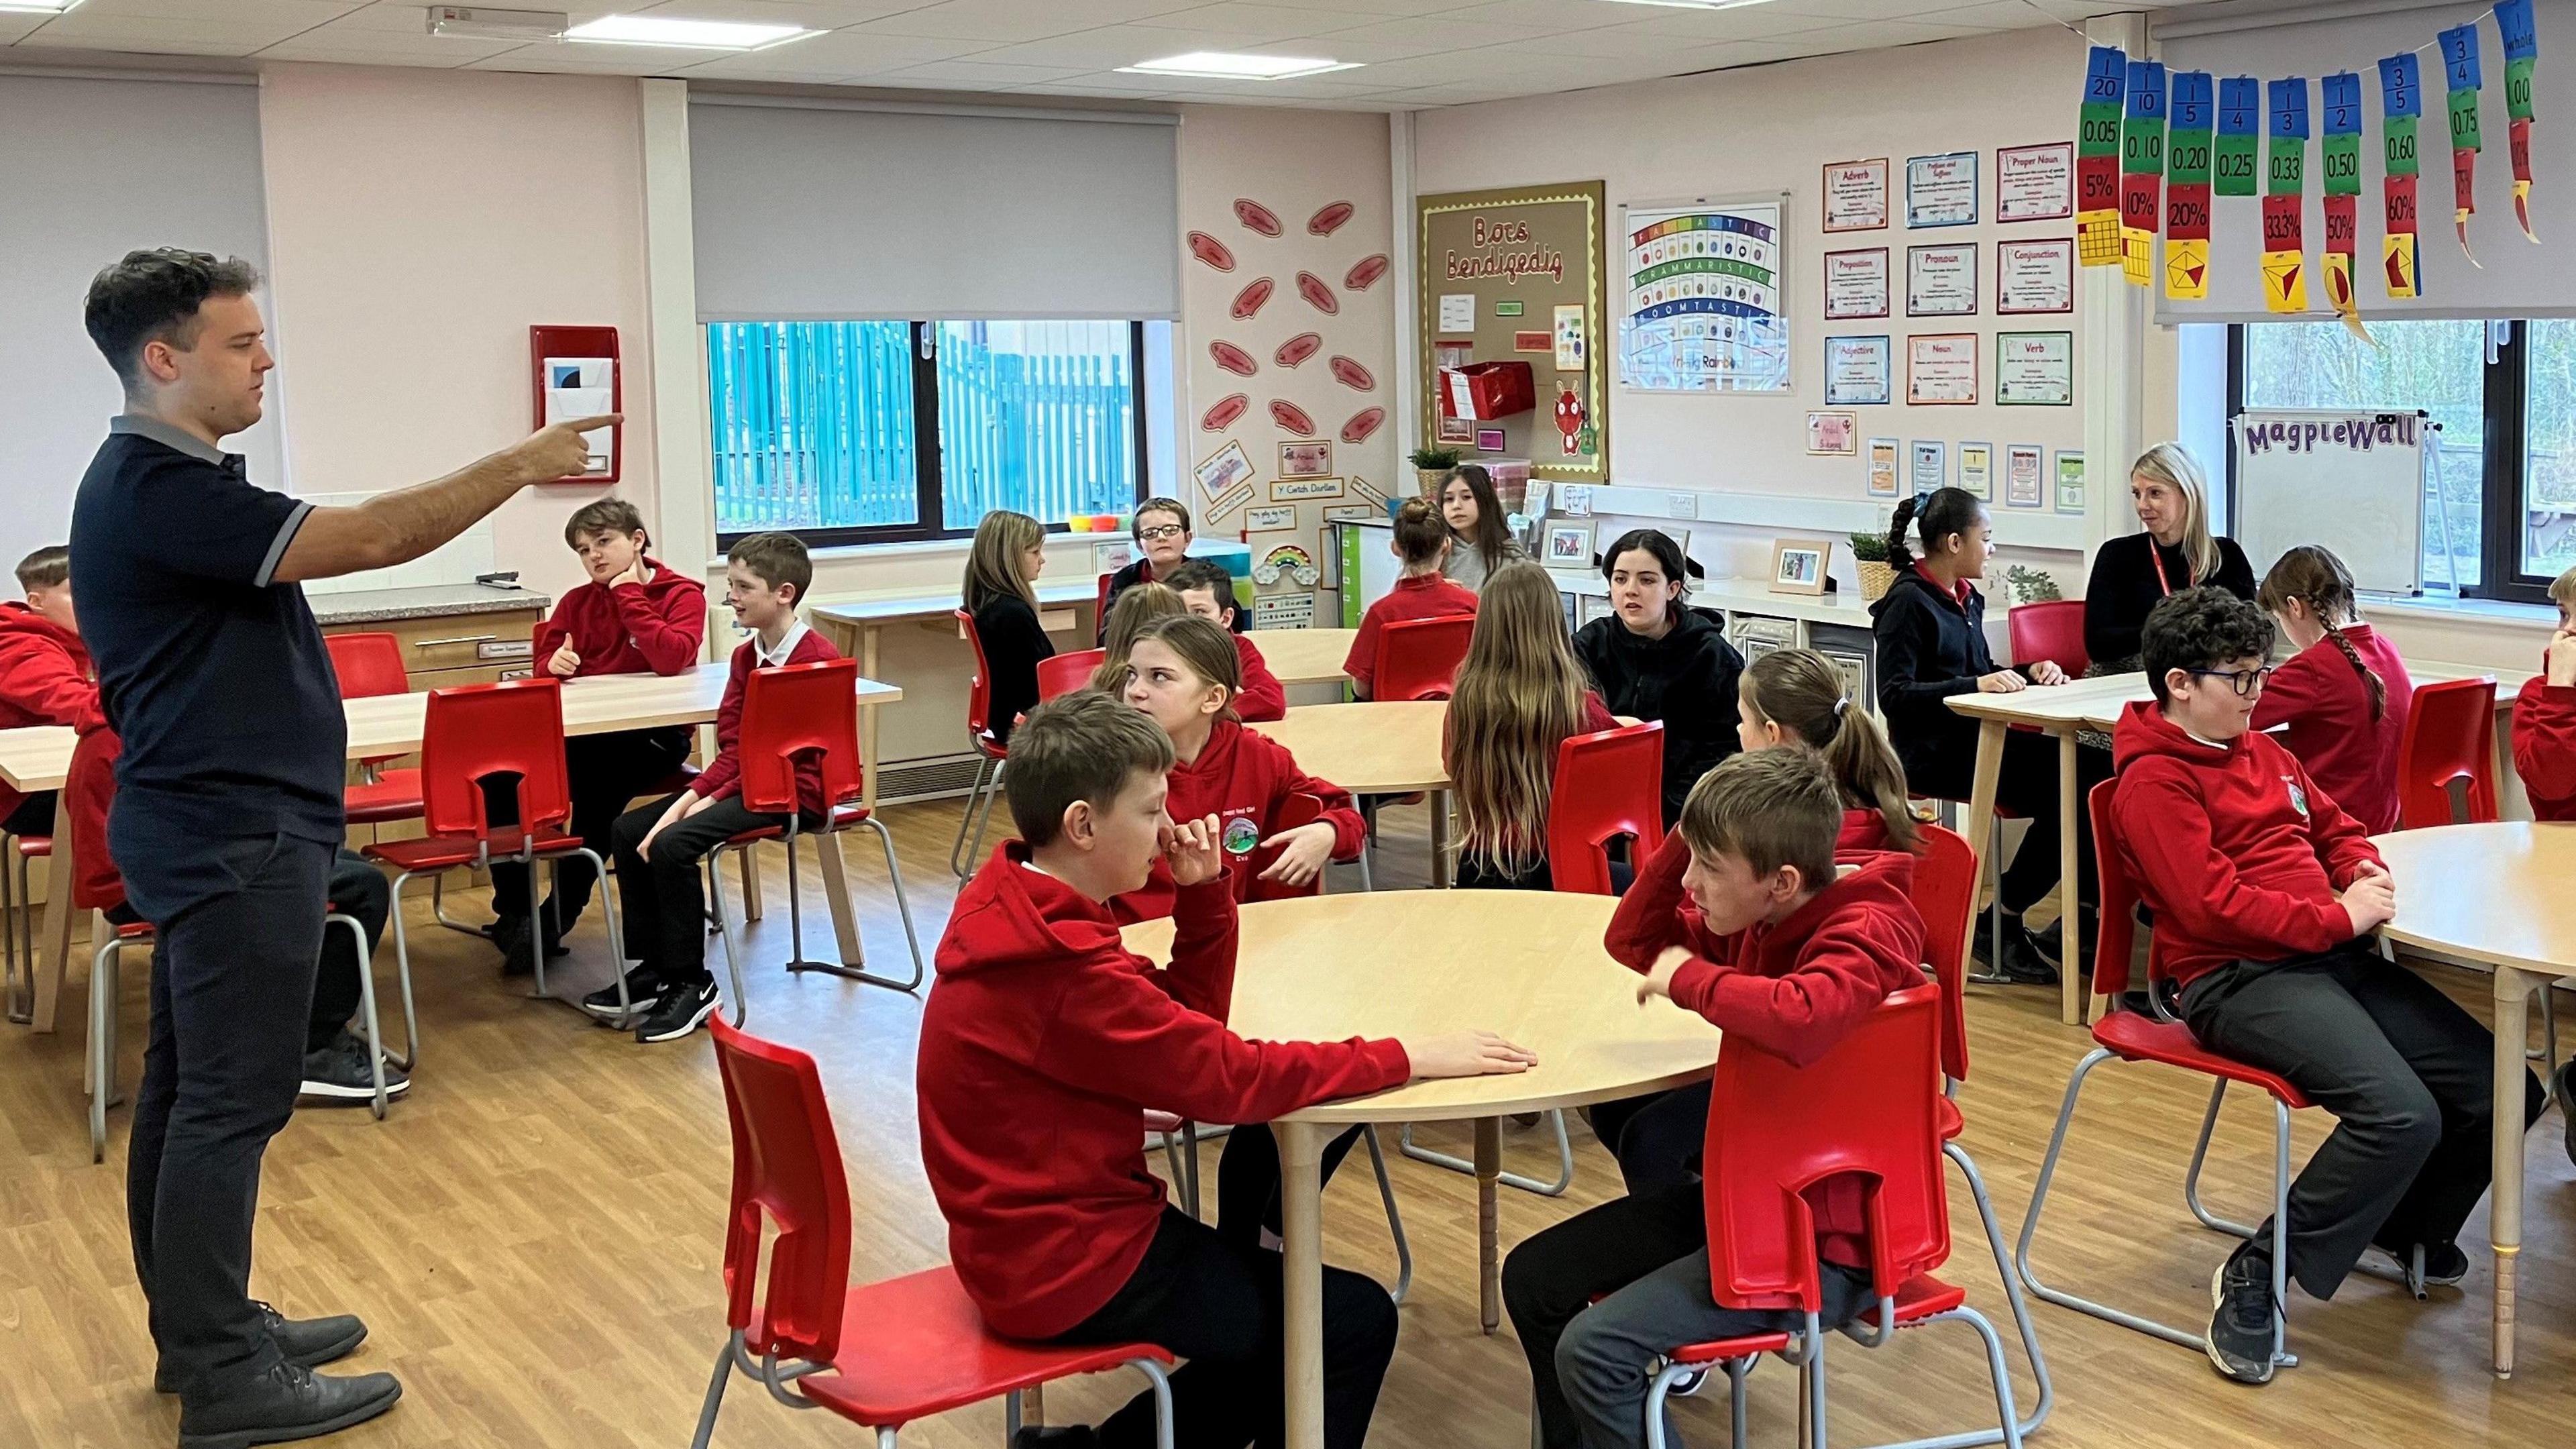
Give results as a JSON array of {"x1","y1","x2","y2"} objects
[
  {"x1": 2186, "y1": 665, "x2": 2273, "y2": 697},
  {"x1": 1137, "y1": 525, "x2": 1187, "y2": 541}
]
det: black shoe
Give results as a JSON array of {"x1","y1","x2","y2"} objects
[
  {"x1": 488, "y1": 912, "x2": 537, "y2": 977},
  {"x1": 1970, "y1": 906, "x2": 2059, "y2": 986},
  {"x1": 2420, "y1": 1241, "x2": 2470, "y2": 1286},
  {"x1": 635, "y1": 978, "x2": 720, "y2": 1043},
  {"x1": 1012, "y1": 1428, "x2": 1099, "y2": 1449},
  {"x1": 2364, "y1": 1239, "x2": 2471, "y2": 1290},
  {"x1": 2029, "y1": 905, "x2": 2095, "y2": 968},
  {"x1": 2557, "y1": 1061, "x2": 2576, "y2": 1169},
  {"x1": 581, "y1": 969, "x2": 662, "y2": 1021},
  {"x1": 178, "y1": 1361, "x2": 399, "y2": 1448},
  {"x1": 157, "y1": 1303, "x2": 370, "y2": 1395},
  {"x1": 2205, "y1": 1242, "x2": 2282, "y2": 1385},
  {"x1": 297, "y1": 1034, "x2": 409, "y2": 1103},
  {"x1": 533, "y1": 896, "x2": 576, "y2": 959}
]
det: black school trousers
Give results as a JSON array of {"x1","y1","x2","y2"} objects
[
  {"x1": 610, "y1": 791, "x2": 795, "y2": 990},
  {"x1": 488, "y1": 724, "x2": 691, "y2": 926},
  {"x1": 111, "y1": 849, "x2": 388, "y2": 1061},
  {"x1": 1049, "y1": 1205, "x2": 1398, "y2": 1449},
  {"x1": 1910, "y1": 733, "x2": 2110, "y2": 916},
  {"x1": 2182, "y1": 944, "x2": 2546, "y2": 1298}
]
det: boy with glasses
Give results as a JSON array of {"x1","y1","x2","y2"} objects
[
  {"x1": 1098, "y1": 497, "x2": 1194, "y2": 644},
  {"x1": 2108, "y1": 588, "x2": 2542, "y2": 1386}
]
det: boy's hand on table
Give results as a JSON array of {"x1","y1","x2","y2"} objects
[
  {"x1": 1403, "y1": 1030, "x2": 1538, "y2": 1080},
  {"x1": 1256, "y1": 821, "x2": 1338, "y2": 887},
  {"x1": 546, "y1": 643, "x2": 581, "y2": 678},
  {"x1": 1162, "y1": 813, "x2": 1227, "y2": 888},
  {"x1": 2026, "y1": 660, "x2": 2071, "y2": 686},
  {"x1": 1636, "y1": 945, "x2": 1693, "y2": 1004},
  {"x1": 2341, "y1": 871, "x2": 2398, "y2": 937}
]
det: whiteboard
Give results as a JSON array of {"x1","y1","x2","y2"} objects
[{"x1": 2231, "y1": 410, "x2": 2431, "y2": 598}]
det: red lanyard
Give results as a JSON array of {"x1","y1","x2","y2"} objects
[{"x1": 2148, "y1": 543, "x2": 2174, "y2": 597}]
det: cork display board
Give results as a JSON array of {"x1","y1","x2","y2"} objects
[{"x1": 1415, "y1": 181, "x2": 1610, "y2": 483}]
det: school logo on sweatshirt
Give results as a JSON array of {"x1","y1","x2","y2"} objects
[
  {"x1": 1221, "y1": 813, "x2": 1262, "y2": 856},
  {"x1": 2284, "y1": 777, "x2": 2309, "y2": 819}
]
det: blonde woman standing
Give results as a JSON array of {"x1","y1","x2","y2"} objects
[
  {"x1": 960, "y1": 510, "x2": 1053, "y2": 747},
  {"x1": 2082, "y1": 443, "x2": 2255, "y2": 672}
]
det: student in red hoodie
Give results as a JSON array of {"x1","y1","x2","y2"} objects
[
  {"x1": 0, "y1": 545, "x2": 103, "y2": 842},
  {"x1": 2250, "y1": 545, "x2": 2414, "y2": 834},
  {"x1": 2512, "y1": 566, "x2": 2576, "y2": 1148},
  {"x1": 1159, "y1": 557, "x2": 1286, "y2": 721},
  {"x1": 588, "y1": 533, "x2": 828, "y2": 1043},
  {"x1": 918, "y1": 690, "x2": 1534, "y2": 1449},
  {"x1": 2109, "y1": 588, "x2": 2543, "y2": 1386},
  {"x1": 488, "y1": 498, "x2": 707, "y2": 967},
  {"x1": 1501, "y1": 747, "x2": 1927, "y2": 1449},
  {"x1": 1343, "y1": 498, "x2": 1477, "y2": 700}
]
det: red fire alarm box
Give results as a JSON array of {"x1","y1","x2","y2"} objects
[
  {"x1": 529, "y1": 325, "x2": 623, "y2": 484},
  {"x1": 1437, "y1": 360, "x2": 1536, "y2": 421}
]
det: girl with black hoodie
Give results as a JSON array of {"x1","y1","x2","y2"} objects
[
  {"x1": 1870, "y1": 487, "x2": 2104, "y2": 984},
  {"x1": 1572, "y1": 528, "x2": 1745, "y2": 829}
]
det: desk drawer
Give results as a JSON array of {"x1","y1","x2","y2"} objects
[{"x1": 325, "y1": 608, "x2": 542, "y2": 675}]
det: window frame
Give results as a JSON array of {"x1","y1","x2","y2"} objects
[
  {"x1": 711, "y1": 319, "x2": 1153, "y2": 552},
  {"x1": 2224, "y1": 319, "x2": 2555, "y2": 607}
]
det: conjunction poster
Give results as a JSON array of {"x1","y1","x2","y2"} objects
[{"x1": 1617, "y1": 198, "x2": 1789, "y2": 392}]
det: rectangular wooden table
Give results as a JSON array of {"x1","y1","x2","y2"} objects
[
  {"x1": 1247, "y1": 627, "x2": 1356, "y2": 688},
  {"x1": 1945, "y1": 661, "x2": 2534, "y2": 1024},
  {"x1": 811, "y1": 578, "x2": 1097, "y2": 685},
  {"x1": 0, "y1": 663, "x2": 902, "y2": 1034}
]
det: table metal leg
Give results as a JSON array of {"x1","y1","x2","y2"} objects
[
  {"x1": 1279, "y1": 1119, "x2": 1329, "y2": 1449},
  {"x1": 32, "y1": 790, "x2": 74, "y2": 1034},
  {"x1": 862, "y1": 623, "x2": 884, "y2": 815},
  {"x1": 2491, "y1": 966, "x2": 2528, "y2": 1378},
  {"x1": 1960, "y1": 720, "x2": 2006, "y2": 981},
  {"x1": 1430, "y1": 790, "x2": 1452, "y2": 890},
  {"x1": 1477, "y1": 1116, "x2": 1502, "y2": 1335}
]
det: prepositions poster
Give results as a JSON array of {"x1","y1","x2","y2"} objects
[
  {"x1": 1824, "y1": 248, "x2": 1890, "y2": 319},
  {"x1": 1618, "y1": 197, "x2": 1788, "y2": 392}
]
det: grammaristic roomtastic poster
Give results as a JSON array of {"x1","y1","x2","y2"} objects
[
  {"x1": 1617, "y1": 197, "x2": 1790, "y2": 394},
  {"x1": 1416, "y1": 182, "x2": 1610, "y2": 482}
]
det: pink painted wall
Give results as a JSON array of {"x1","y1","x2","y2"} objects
[{"x1": 257, "y1": 63, "x2": 656, "y2": 598}]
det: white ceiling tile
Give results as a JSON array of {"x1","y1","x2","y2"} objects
[
  {"x1": 868, "y1": 58, "x2": 1101, "y2": 85},
  {"x1": 44, "y1": 0, "x2": 358, "y2": 22},
  {"x1": 966, "y1": 24, "x2": 1281, "y2": 68},
  {"x1": 1915, "y1": 0, "x2": 2099, "y2": 27},
  {"x1": 256, "y1": 34, "x2": 521, "y2": 62},
  {"x1": 674, "y1": 27, "x2": 999, "y2": 70},
  {"x1": 1615, "y1": 7, "x2": 1851, "y2": 42},
  {"x1": 10, "y1": 30, "x2": 264, "y2": 55},
  {"x1": 1785, "y1": 15, "x2": 1998, "y2": 49},
  {"x1": 1127, "y1": 3, "x2": 1387, "y2": 39},
  {"x1": 857, "y1": 0, "x2": 1203, "y2": 43},
  {"x1": 1225, "y1": 0, "x2": 1461, "y2": 11},
  {"x1": 0, "y1": 15, "x2": 49, "y2": 44},
  {"x1": 1002, "y1": 76, "x2": 1187, "y2": 97},
  {"x1": 11, "y1": 11, "x2": 324, "y2": 48},
  {"x1": 1431, "y1": 0, "x2": 1638, "y2": 31},
  {"x1": 629, "y1": 0, "x2": 936, "y2": 23}
]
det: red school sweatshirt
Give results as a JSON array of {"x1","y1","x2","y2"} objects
[
  {"x1": 1344, "y1": 573, "x2": 1478, "y2": 699},
  {"x1": 2512, "y1": 651, "x2": 2576, "y2": 822},
  {"x1": 1605, "y1": 810, "x2": 1899, "y2": 967},
  {"x1": 1116, "y1": 718, "x2": 1364, "y2": 921},
  {"x1": 1609, "y1": 847, "x2": 1927, "y2": 1269},
  {"x1": 530, "y1": 557, "x2": 706, "y2": 678},
  {"x1": 1233, "y1": 633, "x2": 1287, "y2": 722},
  {"x1": 917, "y1": 845, "x2": 1411, "y2": 1339},
  {"x1": 2106, "y1": 699, "x2": 2383, "y2": 994},
  {"x1": 2247, "y1": 624, "x2": 2414, "y2": 835},
  {"x1": 0, "y1": 602, "x2": 101, "y2": 820},
  {"x1": 688, "y1": 626, "x2": 841, "y2": 816}
]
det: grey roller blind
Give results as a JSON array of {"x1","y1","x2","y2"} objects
[
  {"x1": 688, "y1": 95, "x2": 1180, "y2": 322},
  {"x1": 0, "y1": 72, "x2": 276, "y2": 570},
  {"x1": 2152, "y1": 0, "x2": 2576, "y2": 323}
]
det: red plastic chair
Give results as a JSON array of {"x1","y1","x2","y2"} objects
[
  {"x1": 325, "y1": 632, "x2": 428, "y2": 826},
  {"x1": 1546, "y1": 721, "x2": 1665, "y2": 896},
  {"x1": 2394, "y1": 675, "x2": 2498, "y2": 828},
  {"x1": 692, "y1": 1016, "x2": 1177, "y2": 1449},
  {"x1": 1644, "y1": 986, "x2": 2025, "y2": 1449},
  {"x1": 1095, "y1": 570, "x2": 1118, "y2": 623},
  {"x1": 1038, "y1": 648, "x2": 1106, "y2": 702},
  {"x1": 2006, "y1": 599, "x2": 2090, "y2": 679},
  {"x1": 1372, "y1": 613, "x2": 1476, "y2": 702},
  {"x1": 2013, "y1": 780, "x2": 2316, "y2": 1373},
  {"x1": 950, "y1": 610, "x2": 1010, "y2": 877},
  {"x1": 362, "y1": 677, "x2": 632, "y2": 1036},
  {"x1": 2, "y1": 830, "x2": 46, "y2": 1024},
  {"x1": 700, "y1": 659, "x2": 923, "y2": 1019}
]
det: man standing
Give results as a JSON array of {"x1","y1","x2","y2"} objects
[{"x1": 72, "y1": 248, "x2": 610, "y2": 1448}]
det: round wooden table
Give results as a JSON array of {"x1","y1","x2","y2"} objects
[
  {"x1": 1122, "y1": 890, "x2": 1719, "y2": 1449},
  {"x1": 1250, "y1": 627, "x2": 1358, "y2": 687},
  {"x1": 1250, "y1": 701, "x2": 1453, "y2": 883},
  {"x1": 2369, "y1": 820, "x2": 2576, "y2": 1378}
]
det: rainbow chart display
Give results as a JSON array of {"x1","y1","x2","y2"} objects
[{"x1": 1617, "y1": 201, "x2": 1789, "y2": 392}]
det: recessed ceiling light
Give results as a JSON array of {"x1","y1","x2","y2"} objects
[
  {"x1": 1118, "y1": 52, "x2": 1361, "y2": 81},
  {"x1": 563, "y1": 13, "x2": 815, "y2": 50},
  {"x1": 0, "y1": 1, "x2": 87, "y2": 13},
  {"x1": 1589, "y1": 0, "x2": 1780, "y2": 9}
]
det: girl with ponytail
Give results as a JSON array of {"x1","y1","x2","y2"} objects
[
  {"x1": 1737, "y1": 649, "x2": 1923, "y2": 853},
  {"x1": 2253, "y1": 544, "x2": 2415, "y2": 833}
]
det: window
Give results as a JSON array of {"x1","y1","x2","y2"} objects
[
  {"x1": 2232, "y1": 319, "x2": 2559, "y2": 604},
  {"x1": 708, "y1": 319, "x2": 1148, "y2": 547}
]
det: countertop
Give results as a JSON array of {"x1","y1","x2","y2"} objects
[{"x1": 310, "y1": 584, "x2": 552, "y2": 626}]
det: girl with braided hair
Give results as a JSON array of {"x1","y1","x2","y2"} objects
[{"x1": 2253, "y1": 544, "x2": 2415, "y2": 833}]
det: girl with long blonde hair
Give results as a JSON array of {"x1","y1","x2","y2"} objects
[
  {"x1": 1446, "y1": 561, "x2": 1619, "y2": 889},
  {"x1": 959, "y1": 511, "x2": 1051, "y2": 745}
]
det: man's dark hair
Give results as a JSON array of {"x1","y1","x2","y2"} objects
[
  {"x1": 15, "y1": 545, "x2": 69, "y2": 592},
  {"x1": 2142, "y1": 586, "x2": 2275, "y2": 704},
  {"x1": 729, "y1": 531, "x2": 812, "y2": 602},
  {"x1": 84, "y1": 248, "x2": 262, "y2": 389}
]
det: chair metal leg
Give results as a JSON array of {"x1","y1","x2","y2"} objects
[
  {"x1": 3, "y1": 839, "x2": 28, "y2": 1025},
  {"x1": 2530, "y1": 986, "x2": 2559, "y2": 1074},
  {"x1": 427, "y1": 872, "x2": 490, "y2": 937},
  {"x1": 1399, "y1": 1109, "x2": 1574, "y2": 1196},
  {"x1": 740, "y1": 842, "x2": 763, "y2": 922},
  {"x1": 1943, "y1": 1142, "x2": 2051, "y2": 1442},
  {"x1": 707, "y1": 849, "x2": 750, "y2": 1028},
  {"x1": 329, "y1": 914, "x2": 390, "y2": 1121},
  {"x1": 382, "y1": 872, "x2": 425, "y2": 1072},
  {"x1": 950, "y1": 756, "x2": 994, "y2": 877},
  {"x1": 1964, "y1": 820, "x2": 2010, "y2": 987},
  {"x1": 1133, "y1": 1357, "x2": 1176, "y2": 1449},
  {"x1": 2181, "y1": 1080, "x2": 2261, "y2": 1238},
  {"x1": 784, "y1": 819, "x2": 926, "y2": 993},
  {"x1": 1162, "y1": 1130, "x2": 1195, "y2": 1217},
  {"x1": 575, "y1": 847, "x2": 631, "y2": 1024},
  {"x1": 965, "y1": 766, "x2": 1003, "y2": 874},
  {"x1": 89, "y1": 934, "x2": 119, "y2": 1163},
  {"x1": 1361, "y1": 1124, "x2": 1413, "y2": 1304},
  {"x1": 688, "y1": 1332, "x2": 740, "y2": 1449},
  {"x1": 2012, "y1": 1048, "x2": 2203, "y2": 1350}
]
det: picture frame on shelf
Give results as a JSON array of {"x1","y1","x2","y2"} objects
[
  {"x1": 1543, "y1": 519, "x2": 1597, "y2": 567},
  {"x1": 1770, "y1": 537, "x2": 1833, "y2": 596}
]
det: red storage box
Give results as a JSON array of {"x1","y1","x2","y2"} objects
[{"x1": 1438, "y1": 360, "x2": 1536, "y2": 421}]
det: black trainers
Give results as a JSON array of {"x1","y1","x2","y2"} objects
[
  {"x1": 2029, "y1": 905, "x2": 2095, "y2": 968},
  {"x1": 157, "y1": 1303, "x2": 369, "y2": 1394},
  {"x1": 1970, "y1": 905, "x2": 2059, "y2": 985},
  {"x1": 176, "y1": 1360, "x2": 398, "y2": 1447},
  {"x1": 2205, "y1": 1241, "x2": 2282, "y2": 1385},
  {"x1": 2557, "y1": 1061, "x2": 2576, "y2": 1169},
  {"x1": 488, "y1": 912, "x2": 537, "y2": 977},
  {"x1": 581, "y1": 969, "x2": 663, "y2": 1022},
  {"x1": 297, "y1": 1034, "x2": 409, "y2": 1103},
  {"x1": 636, "y1": 978, "x2": 720, "y2": 1043},
  {"x1": 2363, "y1": 1240, "x2": 2471, "y2": 1291}
]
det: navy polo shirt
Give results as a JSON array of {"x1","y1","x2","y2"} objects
[{"x1": 70, "y1": 415, "x2": 347, "y2": 875}]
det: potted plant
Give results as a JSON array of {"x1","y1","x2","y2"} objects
[
  {"x1": 1849, "y1": 530, "x2": 1896, "y2": 602},
  {"x1": 1409, "y1": 445, "x2": 1462, "y2": 498},
  {"x1": 2002, "y1": 564, "x2": 2063, "y2": 604}
]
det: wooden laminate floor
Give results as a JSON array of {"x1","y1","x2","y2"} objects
[{"x1": 3, "y1": 797, "x2": 2573, "y2": 1447}]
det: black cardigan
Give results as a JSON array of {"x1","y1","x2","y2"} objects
[
  {"x1": 1573, "y1": 603, "x2": 1745, "y2": 828},
  {"x1": 1871, "y1": 569, "x2": 2029, "y2": 800},
  {"x1": 2082, "y1": 533, "x2": 2255, "y2": 669},
  {"x1": 970, "y1": 593, "x2": 1054, "y2": 747}
]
